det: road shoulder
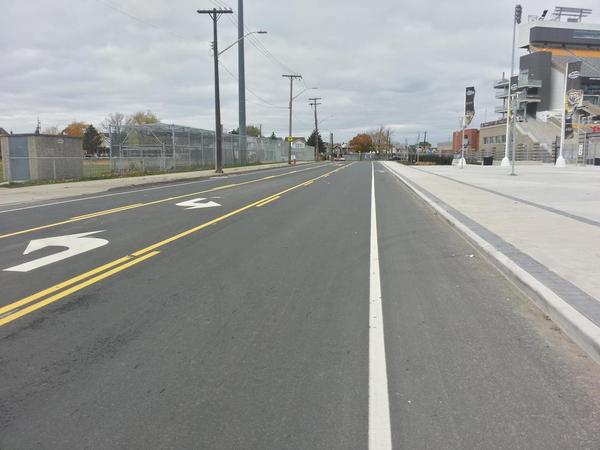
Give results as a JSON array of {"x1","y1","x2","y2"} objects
[
  {"x1": 382, "y1": 161, "x2": 600, "y2": 365},
  {"x1": 0, "y1": 161, "x2": 315, "y2": 208}
]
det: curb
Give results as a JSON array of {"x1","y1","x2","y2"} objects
[
  {"x1": 0, "y1": 161, "x2": 319, "y2": 208},
  {"x1": 382, "y1": 162, "x2": 600, "y2": 365}
]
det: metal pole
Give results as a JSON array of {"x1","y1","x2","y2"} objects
[
  {"x1": 557, "y1": 64, "x2": 568, "y2": 167},
  {"x1": 288, "y1": 77, "x2": 293, "y2": 164},
  {"x1": 511, "y1": 93, "x2": 517, "y2": 175},
  {"x1": 238, "y1": 0, "x2": 247, "y2": 166},
  {"x1": 502, "y1": 10, "x2": 518, "y2": 167},
  {"x1": 461, "y1": 118, "x2": 466, "y2": 169},
  {"x1": 330, "y1": 132, "x2": 333, "y2": 161}
]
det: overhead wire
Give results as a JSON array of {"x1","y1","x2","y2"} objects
[{"x1": 95, "y1": 0, "x2": 287, "y2": 111}]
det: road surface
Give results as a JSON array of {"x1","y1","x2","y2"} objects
[{"x1": 1, "y1": 162, "x2": 599, "y2": 449}]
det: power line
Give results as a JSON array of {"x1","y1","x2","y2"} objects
[
  {"x1": 95, "y1": 0, "x2": 285, "y2": 111},
  {"x1": 219, "y1": 61, "x2": 288, "y2": 109}
]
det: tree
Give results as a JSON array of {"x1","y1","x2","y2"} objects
[
  {"x1": 62, "y1": 121, "x2": 89, "y2": 138},
  {"x1": 269, "y1": 132, "x2": 277, "y2": 140},
  {"x1": 348, "y1": 133, "x2": 373, "y2": 153},
  {"x1": 82, "y1": 125, "x2": 103, "y2": 155},
  {"x1": 369, "y1": 126, "x2": 393, "y2": 153},
  {"x1": 307, "y1": 130, "x2": 326, "y2": 154},
  {"x1": 231, "y1": 124, "x2": 261, "y2": 137},
  {"x1": 128, "y1": 110, "x2": 160, "y2": 125},
  {"x1": 102, "y1": 112, "x2": 126, "y2": 134},
  {"x1": 42, "y1": 126, "x2": 60, "y2": 135}
]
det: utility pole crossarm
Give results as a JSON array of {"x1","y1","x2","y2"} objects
[{"x1": 197, "y1": 8, "x2": 233, "y2": 16}]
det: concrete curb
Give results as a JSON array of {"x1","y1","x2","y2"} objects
[
  {"x1": 0, "y1": 161, "x2": 317, "y2": 208},
  {"x1": 382, "y1": 162, "x2": 600, "y2": 365}
]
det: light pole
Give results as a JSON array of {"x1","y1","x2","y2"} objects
[
  {"x1": 221, "y1": 29, "x2": 268, "y2": 166},
  {"x1": 238, "y1": 0, "x2": 246, "y2": 165},
  {"x1": 502, "y1": 4, "x2": 522, "y2": 168},
  {"x1": 510, "y1": 92, "x2": 519, "y2": 175},
  {"x1": 218, "y1": 30, "x2": 266, "y2": 56}
]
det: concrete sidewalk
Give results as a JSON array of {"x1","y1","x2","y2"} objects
[
  {"x1": 0, "y1": 161, "x2": 312, "y2": 207},
  {"x1": 383, "y1": 162, "x2": 600, "y2": 363}
]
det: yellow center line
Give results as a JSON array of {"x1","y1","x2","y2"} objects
[
  {"x1": 0, "y1": 164, "x2": 324, "y2": 240},
  {"x1": 71, "y1": 203, "x2": 145, "y2": 220},
  {"x1": 255, "y1": 196, "x2": 281, "y2": 208},
  {"x1": 0, "y1": 163, "x2": 351, "y2": 327},
  {"x1": 0, "y1": 255, "x2": 133, "y2": 317},
  {"x1": 0, "y1": 252, "x2": 160, "y2": 327}
]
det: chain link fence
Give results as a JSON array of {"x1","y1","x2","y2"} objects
[{"x1": 109, "y1": 123, "x2": 314, "y2": 174}]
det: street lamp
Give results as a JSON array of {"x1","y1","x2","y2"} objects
[
  {"x1": 502, "y1": 4, "x2": 522, "y2": 168},
  {"x1": 219, "y1": 30, "x2": 266, "y2": 167},
  {"x1": 219, "y1": 30, "x2": 266, "y2": 56},
  {"x1": 293, "y1": 87, "x2": 318, "y2": 101}
]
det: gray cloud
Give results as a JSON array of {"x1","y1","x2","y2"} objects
[{"x1": 1, "y1": 0, "x2": 599, "y2": 144}]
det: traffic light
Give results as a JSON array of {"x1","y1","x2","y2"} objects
[{"x1": 515, "y1": 4, "x2": 522, "y2": 24}]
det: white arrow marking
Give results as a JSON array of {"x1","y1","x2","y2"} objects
[
  {"x1": 4, "y1": 231, "x2": 108, "y2": 273},
  {"x1": 176, "y1": 198, "x2": 221, "y2": 210}
]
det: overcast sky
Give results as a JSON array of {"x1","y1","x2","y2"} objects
[{"x1": 1, "y1": 0, "x2": 599, "y2": 144}]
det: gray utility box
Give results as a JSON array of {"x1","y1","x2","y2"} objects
[{"x1": 0, "y1": 134, "x2": 83, "y2": 182}]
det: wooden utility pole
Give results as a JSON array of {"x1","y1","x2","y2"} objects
[{"x1": 197, "y1": 7, "x2": 233, "y2": 173}]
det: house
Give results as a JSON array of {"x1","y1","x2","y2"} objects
[{"x1": 284, "y1": 137, "x2": 307, "y2": 148}]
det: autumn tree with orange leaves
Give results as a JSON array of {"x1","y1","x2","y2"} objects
[
  {"x1": 62, "y1": 121, "x2": 89, "y2": 138},
  {"x1": 348, "y1": 133, "x2": 373, "y2": 153}
]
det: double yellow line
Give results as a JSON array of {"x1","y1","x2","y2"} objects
[
  {"x1": 0, "y1": 164, "x2": 322, "y2": 240},
  {"x1": 0, "y1": 163, "x2": 352, "y2": 327}
]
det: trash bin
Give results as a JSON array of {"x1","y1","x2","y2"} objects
[
  {"x1": 483, "y1": 156, "x2": 494, "y2": 166},
  {"x1": 594, "y1": 158, "x2": 600, "y2": 166}
]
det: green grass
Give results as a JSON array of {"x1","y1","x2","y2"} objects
[{"x1": 0, "y1": 159, "x2": 274, "y2": 188}]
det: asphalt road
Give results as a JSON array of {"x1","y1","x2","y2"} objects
[{"x1": 1, "y1": 161, "x2": 599, "y2": 449}]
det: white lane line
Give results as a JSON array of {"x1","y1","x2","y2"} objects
[
  {"x1": 0, "y1": 164, "x2": 321, "y2": 214},
  {"x1": 369, "y1": 162, "x2": 392, "y2": 450}
]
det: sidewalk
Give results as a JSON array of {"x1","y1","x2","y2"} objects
[
  {"x1": 0, "y1": 161, "x2": 312, "y2": 207},
  {"x1": 383, "y1": 162, "x2": 600, "y2": 363}
]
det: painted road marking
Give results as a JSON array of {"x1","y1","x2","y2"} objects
[
  {"x1": 4, "y1": 231, "x2": 109, "y2": 273},
  {"x1": 369, "y1": 162, "x2": 392, "y2": 450},
  {"x1": 0, "y1": 251, "x2": 159, "y2": 326},
  {"x1": 0, "y1": 165, "x2": 325, "y2": 240},
  {"x1": 0, "y1": 163, "x2": 323, "y2": 215},
  {"x1": 176, "y1": 198, "x2": 221, "y2": 210},
  {"x1": 0, "y1": 163, "x2": 353, "y2": 327},
  {"x1": 255, "y1": 195, "x2": 281, "y2": 208}
]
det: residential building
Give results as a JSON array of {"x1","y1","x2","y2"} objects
[{"x1": 283, "y1": 137, "x2": 307, "y2": 148}]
